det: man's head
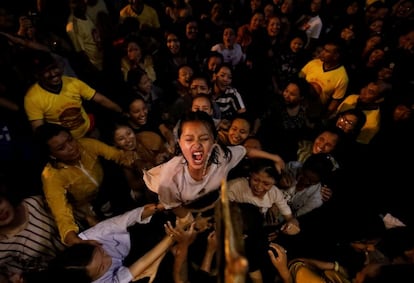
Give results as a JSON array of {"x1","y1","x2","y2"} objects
[{"x1": 32, "y1": 51, "x2": 63, "y2": 89}]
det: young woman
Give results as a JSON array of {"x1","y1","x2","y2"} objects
[
  {"x1": 0, "y1": 180, "x2": 65, "y2": 281},
  {"x1": 143, "y1": 111, "x2": 285, "y2": 229}
]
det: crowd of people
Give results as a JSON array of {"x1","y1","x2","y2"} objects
[{"x1": 1, "y1": 0, "x2": 414, "y2": 282}]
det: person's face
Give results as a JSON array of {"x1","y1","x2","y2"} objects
[
  {"x1": 393, "y1": 104, "x2": 412, "y2": 121},
  {"x1": 190, "y1": 78, "x2": 210, "y2": 96},
  {"x1": 178, "y1": 121, "x2": 215, "y2": 171},
  {"x1": 359, "y1": 83, "x2": 380, "y2": 104},
  {"x1": 281, "y1": 0, "x2": 293, "y2": 14},
  {"x1": 228, "y1": 118, "x2": 250, "y2": 145},
  {"x1": 282, "y1": 83, "x2": 302, "y2": 106},
  {"x1": 128, "y1": 99, "x2": 148, "y2": 126},
  {"x1": 192, "y1": 97, "x2": 213, "y2": 115},
  {"x1": 249, "y1": 171, "x2": 275, "y2": 198},
  {"x1": 127, "y1": 42, "x2": 142, "y2": 62},
  {"x1": 178, "y1": 66, "x2": 193, "y2": 88},
  {"x1": 250, "y1": 0, "x2": 262, "y2": 12},
  {"x1": 340, "y1": 27, "x2": 355, "y2": 41},
  {"x1": 366, "y1": 35, "x2": 382, "y2": 50},
  {"x1": 264, "y1": 4, "x2": 275, "y2": 19},
  {"x1": 346, "y1": 1, "x2": 359, "y2": 15},
  {"x1": 207, "y1": 56, "x2": 222, "y2": 73},
  {"x1": 223, "y1": 28, "x2": 236, "y2": 48},
  {"x1": 38, "y1": 63, "x2": 63, "y2": 87},
  {"x1": 250, "y1": 13, "x2": 264, "y2": 30},
  {"x1": 310, "y1": 0, "x2": 322, "y2": 14},
  {"x1": 319, "y1": 44, "x2": 339, "y2": 64},
  {"x1": 114, "y1": 126, "x2": 137, "y2": 151},
  {"x1": 289, "y1": 37, "x2": 304, "y2": 53},
  {"x1": 368, "y1": 48, "x2": 385, "y2": 65},
  {"x1": 296, "y1": 168, "x2": 320, "y2": 191},
  {"x1": 398, "y1": 30, "x2": 414, "y2": 49},
  {"x1": 336, "y1": 114, "x2": 358, "y2": 133},
  {"x1": 0, "y1": 197, "x2": 15, "y2": 227},
  {"x1": 267, "y1": 17, "x2": 281, "y2": 37},
  {"x1": 378, "y1": 66, "x2": 393, "y2": 81},
  {"x1": 86, "y1": 246, "x2": 113, "y2": 281},
  {"x1": 396, "y1": 1, "x2": 413, "y2": 18},
  {"x1": 138, "y1": 74, "x2": 152, "y2": 94},
  {"x1": 214, "y1": 66, "x2": 232, "y2": 92},
  {"x1": 186, "y1": 21, "x2": 198, "y2": 40},
  {"x1": 166, "y1": 33, "x2": 180, "y2": 54},
  {"x1": 48, "y1": 131, "x2": 81, "y2": 162},
  {"x1": 369, "y1": 19, "x2": 383, "y2": 33},
  {"x1": 312, "y1": 131, "x2": 338, "y2": 154}
]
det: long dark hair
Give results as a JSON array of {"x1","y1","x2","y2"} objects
[{"x1": 176, "y1": 110, "x2": 231, "y2": 163}]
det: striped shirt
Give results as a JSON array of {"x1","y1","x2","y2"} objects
[
  {"x1": 0, "y1": 196, "x2": 65, "y2": 275},
  {"x1": 214, "y1": 87, "x2": 246, "y2": 120}
]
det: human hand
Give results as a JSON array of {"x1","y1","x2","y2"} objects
[
  {"x1": 164, "y1": 221, "x2": 197, "y2": 248},
  {"x1": 267, "y1": 243, "x2": 289, "y2": 276},
  {"x1": 321, "y1": 185, "x2": 333, "y2": 202},
  {"x1": 206, "y1": 230, "x2": 217, "y2": 253},
  {"x1": 281, "y1": 219, "x2": 300, "y2": 235}
]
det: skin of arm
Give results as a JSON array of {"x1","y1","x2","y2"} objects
[
  {"x1": 30, "y1": 119, "x2": 45, "y2": 131},
  {"x1": 158, "y1": 123, "x2": 176, "y2": 153},
  {"x1": 267, "y1": 243, "x2": 291, "y2": 283},
  {"x1": 0, "y1": 97, "x2": 19, "y2": 112},
  {"x1": 326, "y1": 99, "x2": 341, "y2": 118},
  {"x1": 200, "y1": 230, "x2": 217, "y2": 273},
  {"x1": 245, "y1": 148, "x2": 285, "y2": 173},
  {"x1": 91, "y1": 92, "x2": 123, "y2": 114},
  {"x1": 165, "y1": 222, "x2": 197, "y2": 283}
]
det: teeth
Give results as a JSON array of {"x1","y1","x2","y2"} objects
[{"x1": 194, "y1": 152, "x2": 202, "y2": 156}]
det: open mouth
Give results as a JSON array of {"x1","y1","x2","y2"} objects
[{"x1": 192, "y1": 151, "x2": 204, "y2": 165}]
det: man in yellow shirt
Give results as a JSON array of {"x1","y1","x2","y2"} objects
[{"x1": 24, "y1": 51, "x2": 123, "y2": 139}]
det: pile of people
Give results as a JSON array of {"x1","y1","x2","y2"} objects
[{"x1": 1, "y1": 0, "x2": 414, "y2": 282}]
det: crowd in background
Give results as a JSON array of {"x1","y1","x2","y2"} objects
[{"x1": 1, "y1": 0, "x2": 414, "y2": 282}]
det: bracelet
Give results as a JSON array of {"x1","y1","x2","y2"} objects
[{"x1": 334, "y1": 261, "x2": 339, "y2": 272}]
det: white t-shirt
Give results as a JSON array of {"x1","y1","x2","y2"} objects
[
  {"x1": 143, "y1": 145, "x2": 246, "y2": 209},
  {"x1": 227, "y1": 177, "x2": 292, "y2": 216}
]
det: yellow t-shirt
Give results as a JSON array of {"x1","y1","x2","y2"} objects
[
  {"x1": 24, "y1": 76, "x2": 96, "y2": 139},
  {"x1": 299, "y1": 59, "x2": 349, "y2": 105},
  {"x1": 119, "y1": 4, "x2": 160, "y2": 29}
]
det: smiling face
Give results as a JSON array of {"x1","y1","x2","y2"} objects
[
  {"x1": 128, "y1": 99, "x2": 148, "y2": 126},
  {"x1": 38, "y1": 63, "x2": 63, "y2": 88},
  {"x1": 249, "y1": 171, "x2": 275, "y2": 199},
  {"x1": 214, "y1": 65, "x2": 232, "y2": 92},
  {"x1": 166, "y1": 33, "x2": 180, "y2": 54},
  {"x1": 336, "y1": 113, "x2": 358, "y2": 133},
  {"x1": 113, "y1": 125, "x2": 137, "y2": 151},
  {"x1": 86, "y1": 246, "x2": 113, "y2": 281},
  {"x1": 48, "y1": 131, "x2": 81, "y2": 163},
  {"x1": 267, "y1": 16, "x2": 281, "y2": 37},
  {"x1": 228, "y1": 118, "x2": 250, "y2": 145},
  {"x1": 178, "y1": 120, "x2": 214, "y2": 172},
  {"x1": 0, "y1": 197, "x2": 15, "y2": 227},
  {"x1": 312, "y1": 131, "x2": 339, "y2": 154}
]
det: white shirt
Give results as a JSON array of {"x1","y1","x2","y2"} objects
[
  {"x1": 79, "y1": 207, "x2": 152, "y2": 283},
  {"x1": 143, "y1": 145, "x2": 246, "y2": 209},
  {"x1": 227, "y1": 177, "x2": 292, "y2": 216}
]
